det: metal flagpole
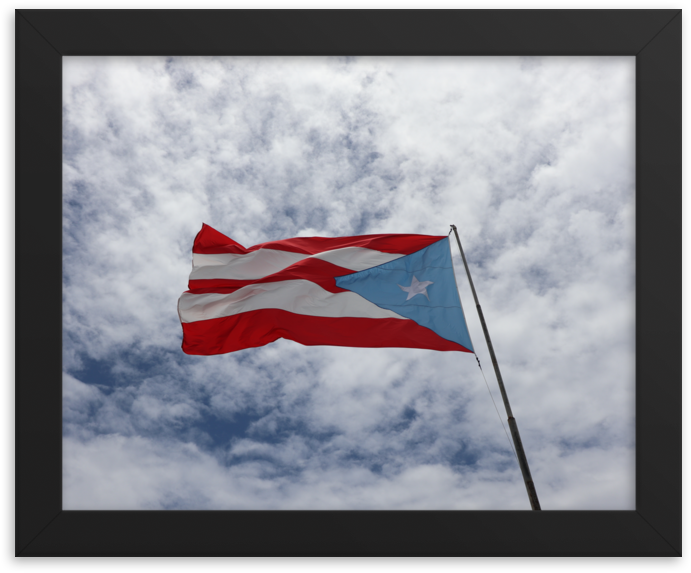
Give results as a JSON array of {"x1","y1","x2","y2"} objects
[{"x1": 450, "y1": 224, "x2": 541, "y2": 511}]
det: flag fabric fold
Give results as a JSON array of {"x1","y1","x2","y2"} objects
[{"x1": 178, "y1": 224, "x2": 474, "y2": 355}]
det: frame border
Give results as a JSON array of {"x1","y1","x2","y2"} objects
[{"x1": 15, "y1": 9, "x2": 681, "y2": 556}]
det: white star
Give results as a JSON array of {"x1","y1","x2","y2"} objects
[{"x1": 398, "y1": 275, "x2": 434, "y2": 301}]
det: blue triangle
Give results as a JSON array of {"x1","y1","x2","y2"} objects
[{"x1": 335, "y1": 238, "x2": 473, "y2": 352}]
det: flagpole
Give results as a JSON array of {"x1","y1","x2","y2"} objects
[{"x1": 450, "y1": 224, "x2": 541, "y2": 511}]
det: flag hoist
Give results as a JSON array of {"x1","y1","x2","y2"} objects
[{"x1": 450, "y1": 224, "x2": 541, "y2": 511}]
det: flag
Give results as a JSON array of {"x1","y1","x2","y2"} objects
[{"x1": 178, "y1": 224, "x2": 474, "y2": 355}]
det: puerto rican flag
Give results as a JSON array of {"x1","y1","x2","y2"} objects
[{"x1": 178, "y1": 224, "x2": 474, "y2": 355}]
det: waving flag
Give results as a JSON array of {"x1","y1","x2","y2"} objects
[{"x1": 178, "y1": 224, "x2": 474, "y2": 355}]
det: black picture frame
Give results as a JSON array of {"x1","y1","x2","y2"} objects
[{"x1": 16, "y1": 9, "x2": 681, "y2": 556}]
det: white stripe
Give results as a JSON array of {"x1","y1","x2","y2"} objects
[
  {"x1": 191, "y1": 250, "x2": 306, "y2": 280},
  {"x1": 190, "y1": 247, "x2": 404, "y2": 281},
  {"x1": 178, "y1": 279, "x2": 408, "y2": 323},
  {"x1": 312, "y1": 247, "x2": 404, "y2": 271}
]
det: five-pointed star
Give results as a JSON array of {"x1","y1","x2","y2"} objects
[{"x1": 398, "y1": 275, "x2": 434, "y2": 301}]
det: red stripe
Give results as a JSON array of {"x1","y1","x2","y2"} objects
[
  {"x1": 181, "y1": 309, "x2": 472, "y2": 355},
  {"x1": 192, "y1": 224, "x2": 247, "y2": 254},
  {"x1": 193, "y1": 223, "x2": 445, "y2": 256},
  {"x1": 188, "y1": 258, "x2": 353, "y2": 292}
]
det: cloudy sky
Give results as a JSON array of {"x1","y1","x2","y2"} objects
[{"x1": 62, "y1": 55, "x2": 635, "y2": 511}]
